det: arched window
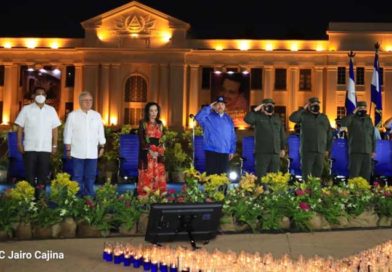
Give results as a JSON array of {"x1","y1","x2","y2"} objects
[
  {"x1": 124, "y1": 75, "x2": 147, "y2": 102},
  {"x1": 123, "y1": 75, "x2": 148, "y2": 125}
]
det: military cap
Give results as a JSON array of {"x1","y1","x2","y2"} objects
[
  {"x1": 357, "y1": 101, "x2": 367, "y2": 107},
  {"x1": 308, "y1": 97, "x2": 320, "y2": 103},
  {"x1": 262, "y1": 98, "x2": 275, "y2": 104}
]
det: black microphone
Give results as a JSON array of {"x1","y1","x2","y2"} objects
[{"x1": 189, "y1": 114, "x2": 195, "y2": 119}]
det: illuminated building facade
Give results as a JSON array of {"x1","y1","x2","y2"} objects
[{"x1": 0, "y1": 1, "x2": 392, "y2": 129}]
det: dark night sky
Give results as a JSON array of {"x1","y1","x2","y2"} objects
[{"x1": 1, "y1": 0, "x2": 392, "y2": 39}]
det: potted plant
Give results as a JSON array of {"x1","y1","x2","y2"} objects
[
  {"x1": 49, "y1": 173, "x2": 80, "y2": 238},
  {"x1": 6, "y1": 181, "x2": 37, "y2": 239},
  {"x1": 31, "y1": 198, "x2": 62, "y2": 239},
  {"x1": 112, "y1": 192, "x2": 141, "y2": 235},
  {"x1": 0, "y1": 192, "x2": 17, "y2": 240},
  {"x1": 76, "y1": 182, "x2": 117, "y2": 237}
]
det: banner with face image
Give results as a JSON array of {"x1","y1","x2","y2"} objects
[{"x1": 211, "y1": 72, "x2": 250, "y2": 128}]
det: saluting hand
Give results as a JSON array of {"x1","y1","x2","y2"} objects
[
  {"x1": 210, "y1": 101, "x2": 217, "y2": 111},
  {"x1": 279, "y1": 150, "x2": 285, "y2": 158},
  {"x1": 304, "y1": 103, "x2": 310, "y2": 110},
  {"x1": 254, "y1": 104, "x2": 264, "y2": 112}
]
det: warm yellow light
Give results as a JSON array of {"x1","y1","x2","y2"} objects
[
  {"x1": 2, "y1": 114, "x2": 10, "y2": 125},
  {"x1": 25, "y1": 39, "x2": 38, "y2": 48},
  {"x1": 110, "y1": 116, "x2": 118, "y2": 126},
  {"x1": 329, "y1": 46, "x2": 336, "y2": 51},
  {"x1": 316, "y1": 45, "x2": 324, "y2": 52},
  {"x1": 189, "y1": 118, "x2": 195, "y2": 129},
  {"x1": 161, "y1": 118, "x2": 166, "y2": 126},
  {"x1": 238, "y1": 40, "x2": 250, "y2": 51},
  {"x1": 265, "y1": 43, "x2": 274, "y2": 51},
  {"x1": 290, "y1": 43, "x2": 299, "y2": 51},
  {"x1": 50, "y1": 41, "x2": 59, "y2": 49},
  {"x1": 238, "y1": 126, "x2": 247, "y2": 130},
  {"x1": 97, "y1": 29, "x2": 110, "y2": 41},
  {"x1": 131, "y1": 33, "x2": 139, "y2": 38},
  {"x1": 215, "y1": 45, "x2": 224, "y2": 51},
  {"x1": 3, "y1": 41, "x2": 12, "y2": 48},
  {"x1": 160, "y1": 31, "x2": 172, "y2": 43},
  {"x1": 385, "y1": 45, "x2": 392, "y2": 52}
]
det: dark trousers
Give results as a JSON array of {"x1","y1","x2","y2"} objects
[
  {"x1": 349, "y1": 153, "x2": 372, "y2": 181},
  {"x1": 205, "y1": 151, "x2": 229, "y2": 175},
  {"x1": 23, "y1": 151, "x2": 51, "y2": 195},
  {"x1": 72, "y1": 158, "x2": 98, "y2": 197},
  {"x1": 301, "y1": 152, "x2": 324, "y2": 181},
  {"x1": 255, "y1": 153, "x2": 280, "y2": 178}
]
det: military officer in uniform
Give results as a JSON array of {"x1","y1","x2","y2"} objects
[
  {"x1": 341, "y1": 101, "x2": 376, "y2": 181},
  {"x1": 244, "y1": 98, "x2": 286, "y2": 178},
  {"x1": 289, "y1": 97, "x2": 332, "y2": 181}
]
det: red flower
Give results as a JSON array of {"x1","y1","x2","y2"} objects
[
  {"x1": 36, "y1": 184, "x2": 45, "y2": 190},
  {"x1": 85, "y1": 199, "x2": 95, "y2": 208},
  {"x1": 150, "y1": 145, "x2": 159, "y2": 152},
  {"x1": 295, "y1": 189, "x2": 305, "y2": 196},
  {"x1": 299, "y1": 202, "x2": 310, "y2": 211},
  {"x1": 373, "y1": 181, "x2": 380, "y2": 187},
  {"x1": 177, "y1": 196, "x2": 185, "y2": 203},
  {"x1": 384, "y1": 191, "x2": 392, "y2": 197},
  {"x1": 167, "y1": 189, "x2": 176, "y2": 195}
]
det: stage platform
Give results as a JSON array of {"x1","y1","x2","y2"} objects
[{"x1": 0, "y1": 229, "x2": 391, "y2": 272}]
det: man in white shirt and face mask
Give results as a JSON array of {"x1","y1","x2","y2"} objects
[
  {"x1": 64, "y1": 91, "x2": 106, "y2": 196},
  {"x1": 15, "y1": 87, "x2": 61, "y2": 198}
]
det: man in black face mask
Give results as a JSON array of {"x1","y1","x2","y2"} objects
[
  {"x1": 289, "y1": 97, "x2": 332, "y2": 181},
  {"x1": 341, "y1": 101, "x2": 376, "y2": 181},
  {"x1": 244, "y1": 98, "x2": 286, "y2": 178}
]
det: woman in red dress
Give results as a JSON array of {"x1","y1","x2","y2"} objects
[{"x1": 137, "y1": 102, "x2": 167, "y2": 196}]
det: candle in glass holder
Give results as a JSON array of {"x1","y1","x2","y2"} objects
[
  {"x1": 123, "y1": 252, "x2": 132, "y2": 267},
  {"x1": 151, "y1": 261, "x2": 159, "y2": 272},
  {"x1": 133, "y1": 255, "x2": 143, "y2": 268},
  {"x1": 102, "y1": 242, "x2": 113, "y2": 262},
  {"x1": 160, "y1": 262, "x2": 168, "y2": 272},
  {"x1": 113, "y1": 243, "x2": 124, "y2": 264},
  {"x1": 143, "y1": 258, "x2": 152, "y2": 271},
  {"x1": 169, "y1": 264, "x2": 178, "y2": 272}
]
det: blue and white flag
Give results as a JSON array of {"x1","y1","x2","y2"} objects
[
  {"x1": 345, "y1": 57, "x2": 356, "y2": 115},
  {"x1": 371, "y1": 50, "x2": 382, "y2": 127}
]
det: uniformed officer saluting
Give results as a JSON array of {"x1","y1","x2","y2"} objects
[
  {"x1": 289, "y1": 97, "x2": 332, "y2": 181},
  {"x1": 341, "y1": 101, "x2": 376, "y2": 181},
  {"x1": 244, "y1": 98, "x2": 286, "y2": 178}
]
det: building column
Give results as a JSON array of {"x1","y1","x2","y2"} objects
[
  {"x1": 182, "y1": 64, "x2": 189, "y2": 128},
  {"x1": 314, "y1": 66, "x2": 324, "y2": 106},
  {"x1": 168, "y1": 63, "x2": 185, "y2": 130},
  {"x1": 58, "y1": 64, "x2": 67, "y2": 121},
  {"x1": 83, "y1": 64, "x2": 99, "y2": 109},
  {"x1": 189, "y1": 65, "x2": 200, "y2": 122},
  {"x1": 99, "y1": 64, "x2": 110, "y2": 125},
  {"x1": 73, "y1": 63, "x2": 83, "y2": 110},
  {"x1": 288, "y1": 66, "x2": 299, "y2": 116},
  {"x1": 383, "y1": 67, "x2": 392, "y2": 123},
  {"x1": 263, "y1": 65, "x2": 274, "y2": 99},
  {"x1": 158, "y1": 64, "x2": 169, "y2": 126},
  {"x1": 2, "y1": 63, "x2": 18, "y2": 124},
  {"x1": 109, "y1": 64, "x2": 121, "y2": 125},
  {"x1": 150, "y1": 64, "x2": 159, "y2": 103},
  {"x1": 324, "y1": 66, "x2": 337, "y2": 122}
]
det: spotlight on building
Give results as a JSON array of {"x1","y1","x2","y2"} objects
[
  {"x1": 227, "y1": 71, "x2": 234, "y2": 75},
  {"x1": 214, "y1": 70, "x2": 222, "y2": 75},
  {"x1": 27, "y1": 68, "x2": 34, "y2": 72},
  {"x1": 229, "y1": 171, "x2": 238, "y2": 181},
  {"x1": 52, "y1": 68, "x2": 61, "y2": 76}
]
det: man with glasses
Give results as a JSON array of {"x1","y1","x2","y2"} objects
[{"x1": 64, "y1": 91, "x2": 106, "y2": 196}]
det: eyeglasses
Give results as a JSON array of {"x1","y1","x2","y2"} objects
[{"x1": 81, "y1": 99, "x2": 93, "y2": 102}]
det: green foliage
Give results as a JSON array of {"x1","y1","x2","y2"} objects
[{"x1": 112, "y1": 192, "x2": 142, "y2": 231}]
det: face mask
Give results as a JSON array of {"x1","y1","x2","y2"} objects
[
  {"x1": 356, "y1": 110, "x2": 367, "y2": 117},
  {"x1": 35, "y1": 95, "x2": 46, "y2": 104},
  {"x1": 264, "y1": 105, "x2": 274, "y2": 114},
  {"x1": 310, "y1": 104, "x2": 320, "y2": 113}
]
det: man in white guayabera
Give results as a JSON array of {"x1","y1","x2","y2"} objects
[
  {"x1": 15, "y1": 87, "x2": 61, "y2": 198},
  {"x1": 64, "y1": 91, "x2": 106, "y2": 197}
]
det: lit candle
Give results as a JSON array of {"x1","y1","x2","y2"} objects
[
  {"x1": 151, "y1": 261, "x2": 159, "y2": 272},
  {"x1": 102, "y1": 242, "x2": 113, "y2": 262},
  {"x1": 160, "y1": 262, "x2": 168, "y2": 272},
  {"x1": 123, "y1": 252, "x2": 132, "y2": 267},
  {"x1": 133, "y1": 255, "x2": 143, "y2": 268},
  {"x1": 144, "y1": 258, "x2": 152, "y2": 271},
  {"x1": 169, "y1": 264, "x2": 178, "y2": 272}
]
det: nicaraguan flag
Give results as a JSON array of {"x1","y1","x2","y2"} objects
[
  {"x1": 371, "y1": 50, "x2": 382, "y2": 127},
  {"x1": 345, "y1": 57, "x2": 356, "y2": 115}
]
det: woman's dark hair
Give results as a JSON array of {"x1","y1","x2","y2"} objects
[{"x1": 143, "y1": 102, "x2": 162, "y2": 124}]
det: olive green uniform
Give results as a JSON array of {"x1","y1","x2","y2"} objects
[
  {"x1": 244, "y1": 111, "x2": 286, "y2": 177},
  {"x1": 341, "y1": 114, "x2": 375, "y2": 181},
  {"x1": 289, "y1": 109, "x2": 332, "y2": 180}
]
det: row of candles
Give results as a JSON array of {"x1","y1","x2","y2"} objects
[{"x1": 102, "y1": 240, "x2": 392, "y2": 271}]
